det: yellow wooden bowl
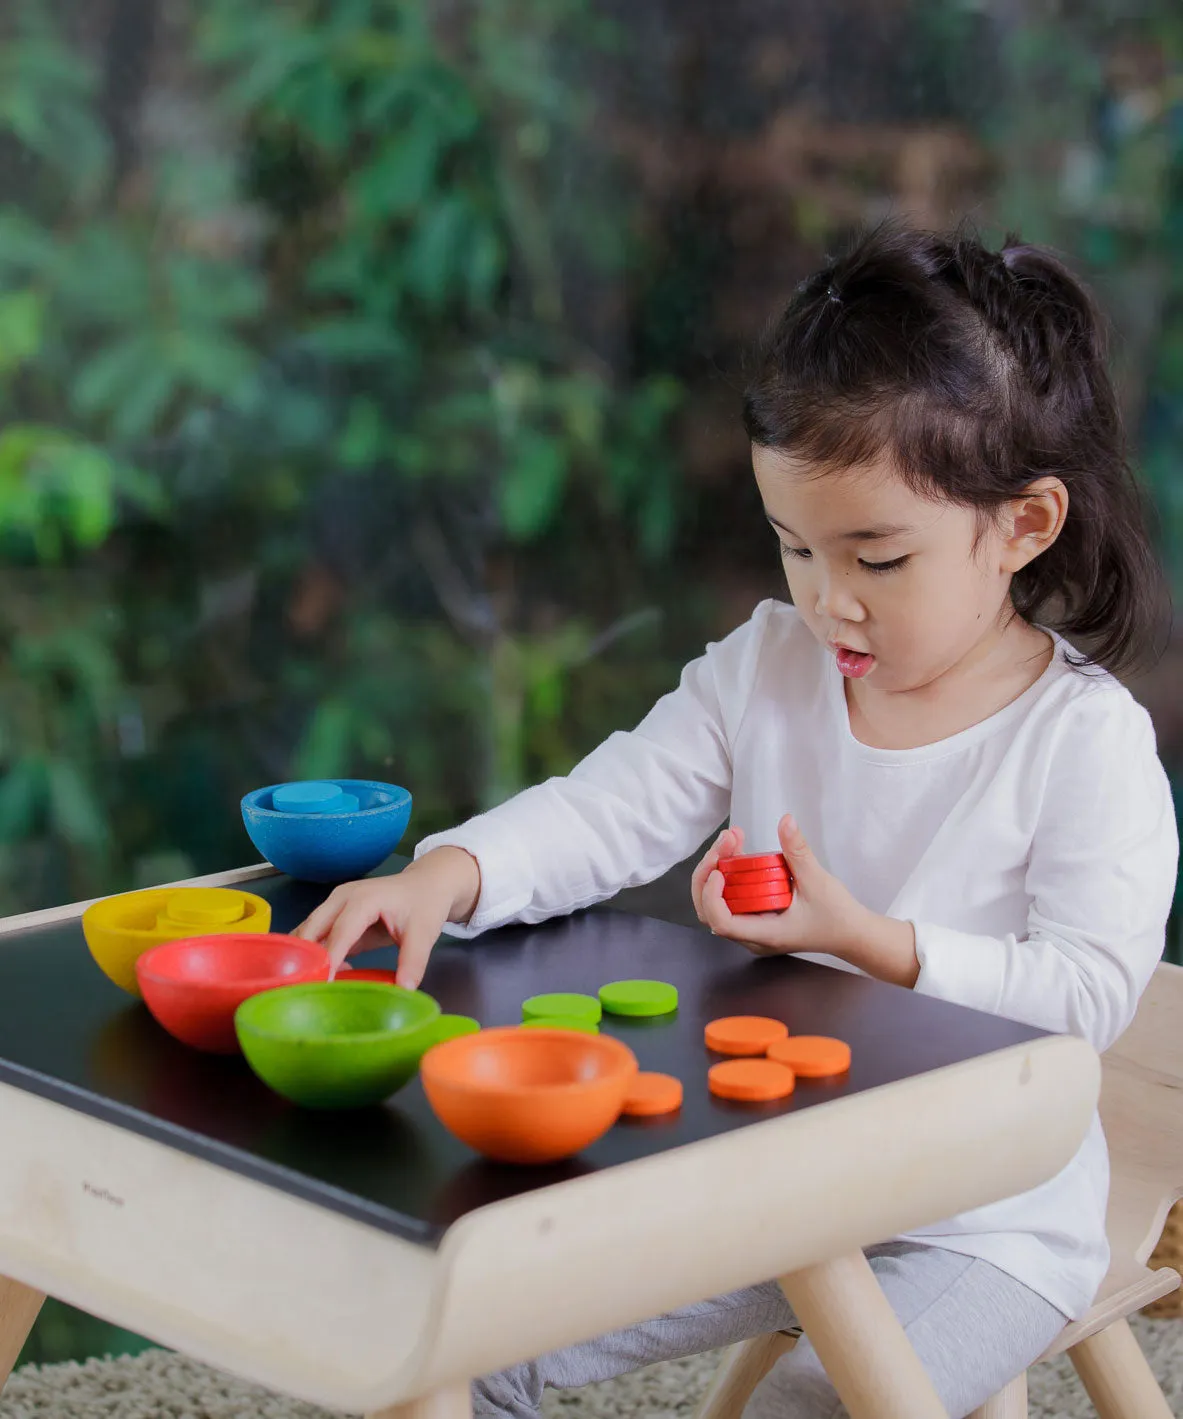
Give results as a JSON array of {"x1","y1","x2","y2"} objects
[{"x1": 82, "y1": 886, "x2": 272, "y2": 996}]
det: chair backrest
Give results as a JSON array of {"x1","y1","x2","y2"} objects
[{"x1": 1099, "y1": 961, "x2": 1183, "y2": 1266}]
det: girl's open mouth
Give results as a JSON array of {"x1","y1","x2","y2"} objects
[{"x1": 835, "y1": 647, "x2": 875, "y2": 678}]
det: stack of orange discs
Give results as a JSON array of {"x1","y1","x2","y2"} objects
[{"x1": 717, "y1": 852, "x2": 793, "y2": 915}]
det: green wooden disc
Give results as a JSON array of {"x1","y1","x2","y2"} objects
[
  {"x1": 521, "y1": 992, "x2": 602, "y2": 1024},
  {"x1": 598, "y1": 979, "x2": 679, "y2": 1018},
  {"x1": 519, "y1": 1016, "x2": 600, "y2": 1035},
  {"x1": 434, "y1": 1014, "x2": 481, "y2": 1043}
]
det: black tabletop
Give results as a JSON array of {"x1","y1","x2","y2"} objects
[{"x1": 0, "y1": 862, "x2": 1044, "y2": 1247}]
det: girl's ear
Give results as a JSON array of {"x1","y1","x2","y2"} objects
[{"x1": 1000, "y1": 477, "x2": 1069, "y2": 571}]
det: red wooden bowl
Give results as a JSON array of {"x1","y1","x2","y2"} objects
[
  {"x1": 135, "y1": 933, "x2": 332, "y2": 1054},
  {"x1": 334, "y1": 967, "x2": 399, "y2": 985}
]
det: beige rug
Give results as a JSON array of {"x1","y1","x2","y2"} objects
[{"x1": 1, "y1": 1315, "x2": 1179, "y2": 1418}]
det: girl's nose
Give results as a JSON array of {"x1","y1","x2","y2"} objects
[{"x1": 814, "y1": 575, "x2": 863, "y2": 622}]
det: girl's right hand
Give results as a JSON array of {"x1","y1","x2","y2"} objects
[
  {"x1": 690, "y1": 825, "x2": 745, "y2": 926},
  {"x1": 292, "y1": 846, "x2": 482, "y2": 989}
]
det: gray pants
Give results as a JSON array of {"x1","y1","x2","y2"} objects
[{"x1": 474, "y1": 1242, "x2": 1068, "y2": 1419}]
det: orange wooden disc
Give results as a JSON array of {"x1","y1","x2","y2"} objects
[
  {"x1": 723, "y1": 881, "x2": 793, "y2": 897},
  {"x1": 717, "y1": 853, "x2": 787, "y2": 875},
  {"x1": 709, "y1": 1058, "x2": 796, "y2": 1102},
  {"x1": 704, "y1": 1016, "x2": 789, "y2": 1056},
  {"x1": 622, "y1": 1071, "x2": 683, "y2": 1117},
  {"x1": 720, "y1": 865, "x2": 791, "y2": 888},
  {"x1": 723, "y1": 890, "x2": 793, "y2": 914},
  {"x1": 767, "y1": 1035, "x2": 851, "y2": 1078}
]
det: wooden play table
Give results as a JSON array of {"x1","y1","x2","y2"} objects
[{"x1": 0, "y1": 860, "x2": 1099, "y2": 1419}]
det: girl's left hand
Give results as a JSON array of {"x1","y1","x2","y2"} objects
[{"x1": 692, "y1": 813, "x2": 870, "y2": 959}]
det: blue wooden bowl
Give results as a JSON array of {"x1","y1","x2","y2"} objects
[{"x1": 241, "y1": 779, "x2": 412, "y2": 883}]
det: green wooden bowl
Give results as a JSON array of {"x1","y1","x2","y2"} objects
[{"x1": 235, "y1": 981, "x2": 474, "y2": 1109}]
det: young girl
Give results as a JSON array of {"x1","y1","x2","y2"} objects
[{"x1": 296, "y1": 222, "x2": 1179, "y2": 1418}]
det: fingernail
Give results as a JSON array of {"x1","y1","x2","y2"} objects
[{"x1": 784, "y1": 814, "x2": 797, "y2": 833}]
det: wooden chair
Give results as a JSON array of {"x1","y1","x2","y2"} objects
[{"x1": 693, "y1": 962, "x2": 1183, "y2": 1419}]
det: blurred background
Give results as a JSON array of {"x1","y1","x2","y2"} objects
[{"x1": 2, "y1": 0, "x2": 1182, "y2": 1365}]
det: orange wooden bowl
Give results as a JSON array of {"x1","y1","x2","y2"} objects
[{"x1": 420, "y1": 1026, "x2": 639, "y2": 1165}]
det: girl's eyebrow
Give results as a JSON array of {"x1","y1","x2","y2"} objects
[{"x1": 763, "y1": 511, "x2": 915, "y2": 543}]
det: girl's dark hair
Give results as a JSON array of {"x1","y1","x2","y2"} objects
[{"x1": 742, "y1": 220, "x2": 1169, "y2": 678}]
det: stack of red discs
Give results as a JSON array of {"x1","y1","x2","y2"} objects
[{"x1": 717, "y1": 852, "x2": 794, "y2": 915}]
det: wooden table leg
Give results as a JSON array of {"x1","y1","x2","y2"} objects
[
  {"x1": 0, "y1": 1274, "x2": 45, "y2": 1391},
  {"x1": 366, "y1": 1382, "x2": 472, "y2": 1419},
  {"x1": 778, "y1": 1252, "x2": 948, "y2": 1419}
]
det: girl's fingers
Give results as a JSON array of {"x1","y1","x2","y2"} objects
[
  {"x1": 733, "y1": 917, "x2": 791, "y2": 950},
  {"x1": 693, "y1": 830, "x2": 738, "y2": 913},
  {"x1": 325, "y1": 901, "x2": 386, "y2": 973},
  {"x1": 702, "y1": 867, "x2": 793, "y2": 946},
  {"x1": 293, "y1": 887, "x2": 348, "y2": 942},
  {"x1": 294, "y1": 881, "x2": 445, "y2": 985},
  {"x1": 352, "y1": 920, "x2": 398, "y2": 955},
  {"x1": 697, "y1": 829, "x2": 730, "y2": 876},
  {"x1": 691, "y1": 830, "x2": 730, "y2": 919},
  {"x1": 691, "y1": 859, "x2": 717, "y2": 921},
  {"x1": 700, "y1": 867, "x2": 731, "y2": 928},
  {"x1": 393, "y1": 917, "x2": 443, "y2": 991},
  {"x1": 713, "y1": 905, "x2": 791, "y2": 949}
]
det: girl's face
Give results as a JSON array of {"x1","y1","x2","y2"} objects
[{"x1": 752, "y1": 447, "x2": 1033, "y2": 696}]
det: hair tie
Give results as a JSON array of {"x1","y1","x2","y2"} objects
[{"x1": 826, "y1": 284, "x2": 841, "y2": 304}]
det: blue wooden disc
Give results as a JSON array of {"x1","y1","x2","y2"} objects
[{"x1": 272, "y1": 781, "x2": 358, "y2": 814}]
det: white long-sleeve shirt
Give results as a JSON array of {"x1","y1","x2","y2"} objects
[{"x1": 415, "y1": 598, "x2": 1179, "y2": 1317}]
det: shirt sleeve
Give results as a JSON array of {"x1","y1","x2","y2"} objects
[
  {"x1": 413, "y1": 600, "x2": 778, "y2": 937},
  {"x1": 911, "y1": 689, "x2": 1179, "y2": 1054}
]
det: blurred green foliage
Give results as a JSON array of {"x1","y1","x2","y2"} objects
[{"x1": 0, "y1": 0, "x2": 689, "y2": 913}]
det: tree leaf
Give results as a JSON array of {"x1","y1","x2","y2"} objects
[
  {"x1": 0, "y1": 289, "x2": 44, "y2": 373},
  {"x1": 0, "y1": 758, "x2": 45, "y2": 843},
  {"x1": 466, "y1": 220, "x2": 505, "y2": 309},
  {"x1": 72, "y1": 337, "x2": 160, "y2": 420},
  {"x1": 339, "y1": 397, "x2": 386, "y2": 468},
  {"x1": 46, "y1": 758, "x2": 108, "y2": 848},
  {"x1": 500, "y1": 432, "x2": 567, "y2": 540},
  {"x1": 301, "y1": 317, "x2": 410, "y2": 362},
  {"x1": 353, "y1": 120, "x2": 443, "y2": 220},
  {"x1": 294, "y1": 699, "x2": 354, "y2": 778},
  {"x1": 403, "y1": 196, "x2": 471, "y2": 308}
]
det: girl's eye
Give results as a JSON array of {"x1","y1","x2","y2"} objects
[
  {"x1": 779, "y1": 544, "x2": 910, "y2": 575},
  {"x1": 861, "y1": 555, "x2": 910, "y2": 574}
]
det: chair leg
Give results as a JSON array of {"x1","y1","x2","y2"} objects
[
  {"x1": 1068, "y1": 1318, "x2": 1173, "y2": 1419},
  {"x1": 967, "y1": 1371, "x2": 1027, "y2": 1419},
  {"x1": 365, "y1": 1383, "x2": 472, "y2": 1419},
  {"x1": 694, "y1": 1332, "x2": 798, "y2": 1419},
  {"x1": 0, "y1": 1274, "x2": 45, "y2": 1391}
]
